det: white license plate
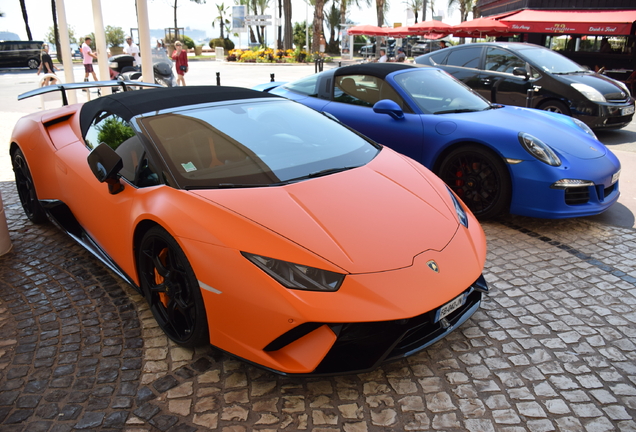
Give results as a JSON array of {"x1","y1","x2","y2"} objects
[
  {"x1": 612, "y1": 170, "x2": 620, "y2": 184},
  {"x1": 436, "y1": 293, "x2": 466, "y2": 322},
  {"x1": 622, "y1": 105, "x2": 635, "y2": 116}
]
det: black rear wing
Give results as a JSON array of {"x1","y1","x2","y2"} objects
[{"x1": 18, "y1": 80, "x2": 163, "y2": 106}]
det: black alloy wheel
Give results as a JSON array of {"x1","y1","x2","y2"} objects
[
  {"x1": 11, "y1": 147, "x2": 46, "y2": 224},
  {"x1": 438, "y1": 145, "x2": 511, "y2": 219},
  {"x1": 138, "y1": 226, "x2": 208, "y2": 347}
]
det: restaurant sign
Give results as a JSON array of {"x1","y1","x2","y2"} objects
[{"x1": 508, "y1": 22, "x2": 630, "y2": 35}]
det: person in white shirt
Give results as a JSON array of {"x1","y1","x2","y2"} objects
[
  {"x1": 123, "y1": 36, "x2": 141, "y2": 67},
  {"x1": 378, "y1": 49, "x2": 388, "y2": 63}
]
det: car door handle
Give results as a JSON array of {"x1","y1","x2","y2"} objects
[{"x1": 480, "y1": 78, "x2": 492, "y2": 86}]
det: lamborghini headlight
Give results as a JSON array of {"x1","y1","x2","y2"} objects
[
  {"x1": 572, "y1": 118, "x2": 597, "y2": 140},
  {"x1": 446, "y1": 186, "x2": 468, "y2": 228},
  {"x1": 243, "y1": 253, "x2": 344, "y2": 292},
  {"x1": 571, "y1": 83, "x2": 606, "y2": 102},
  {"x1": 518, "y1": 132, "x2": 561, "y2": 166}
]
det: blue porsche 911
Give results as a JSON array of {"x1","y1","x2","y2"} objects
[{"x1": 256, "y1": 63, "x2": 621, "y2": 219}]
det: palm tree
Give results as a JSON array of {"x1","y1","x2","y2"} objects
[
  {"x1": 19, "y1": 0, "x2": 33, "y2": 40},
  {"x1": 404, "y1": 0, "x2": 423, "y2": 23},
  {"x1": 448, "y1": 0, "x2": 473, "y2": 23},
  {"x1": 212, "y1": 3, "x2": 231, "y2": 39},
  {"x1": 312, "y1": 0, "x2": 325, "y2": 52},
  {"x1": 283, "y1": 0, "x2": 292, "y2": 49},
  {"x1": 171, "y1": 0, "x2": 206, "y2": 40},
  {"x1": 50, "y1": 0, "x2": 61, "y2": 63},
  {"x1": 253, "y1": 0, "x2": 271, "y2": 45},
  {"x1": 374, "y1": 0, "x2": 390, "y2": 27},
  {"x1": 324, "y1": 1, "x2": 340, "y2": 52},
  {"x1": 338, "y1": 0, "x2": 371, "y2": 37}
]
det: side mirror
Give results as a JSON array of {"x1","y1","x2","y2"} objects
[
  {"x1": 87, "y1": 143, "x2": 125, "y2": 194},
  {"x1": 512, "y1": 67, "x2": 529, "y2": 80},
  {"x1": 373, "y1": 99, "x2": 405, "y2": 120}
]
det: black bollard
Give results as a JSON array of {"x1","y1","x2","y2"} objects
[
  {"x1": 338, "y1": 61, "x2": 341, "y2": 68},
  {"x1": 216, "y1": 72, "x2": 221, "y2": 86},
  {"x1": 270, "y1": 73, "x2": 275, "y2": 82}
]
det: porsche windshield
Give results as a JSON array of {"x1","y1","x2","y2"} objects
[
  {"x1": 395, "y1": 69, "x2": 492, "y2": 114},
  {"x1": 140, "y1": 99, "x2": 380, "y2": 188}
]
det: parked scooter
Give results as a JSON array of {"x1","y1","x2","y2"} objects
[{"x1": 108, "y1": 49, "x2": 176, "y2": 87}]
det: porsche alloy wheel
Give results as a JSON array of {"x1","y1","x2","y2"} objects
[
  {"x1": 138, "y1": 226, "x2": 208, "y2": 347},
  {"x1": 438, "y1": 145, "x2": 511, "y2": 219},
  {"x1": 11, "y1": 148, "x2": 46, "y2": 224}
]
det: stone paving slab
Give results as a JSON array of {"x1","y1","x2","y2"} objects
[{"x1": 1, "y1": 177, "x2": 636, "y2": 431}]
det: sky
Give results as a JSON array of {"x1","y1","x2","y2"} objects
[{"x1": 0, "y1": 0, "x2": 464, "y2": 45}]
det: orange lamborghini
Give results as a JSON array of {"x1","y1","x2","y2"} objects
[{"x1": 11, "y1": 84, "x2": 488, "y2": 375}]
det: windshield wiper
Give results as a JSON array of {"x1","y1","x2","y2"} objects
[
  {"x1": 552, "y1": 70, "x2": 587, "y2": 75},
  {"x1": 186, "y1": 167, "x2": 359, "y2": 190},
  {"x1": 307, "y1": 166, "x2": 357, "y2": 178},
  {"x1": 434, "y1": 108, "x2": 481, "y2": 115}
]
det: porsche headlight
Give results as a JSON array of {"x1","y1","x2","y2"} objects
[
  {"x1": 571, "y1": 83, "x2": 606, "y2": 102},
  {"x1": 243, "y1": 253, "x2": 344, "y2": 292},
  {"x1": 572, "y1": 118, "x2": 597, "y2": 140},
  {"x1": 518, "y1": 132, "x2": 561, "y2": 166},
  {"x1": 446, "y1": 186, "x2": 468, "y2": 228}
]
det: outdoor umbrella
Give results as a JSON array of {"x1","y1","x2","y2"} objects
[
  {"x1": 407, "y1": 20, "x2": 453, "y2": 35},
  {"x1": 451, "y1": 17, "x2": 512, "y2": 37},
  {"x1": 385, "y1": 26, "x2": 416, "y2": 38},
  {"x1": 347, "y1": 24, "x2": 389, "y2": 36}
]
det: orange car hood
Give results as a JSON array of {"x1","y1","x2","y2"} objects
[{"x1": 191, "y1": 150, "x2": 459, "y2": 274}]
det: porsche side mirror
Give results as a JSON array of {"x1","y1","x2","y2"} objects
[
  {"x1": 373, "y1": 99, "x2": 404, "y2": 120},
  {"x1": 513, "y1": 67, "x2": 529, "y2": 80},
  {"x1": 87, "y1": 143, "x2": 125, "y2": 195}
]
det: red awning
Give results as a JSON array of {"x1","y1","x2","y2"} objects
[{"x1": 500, "y1": 10, "x2": 636, "y2": 36}]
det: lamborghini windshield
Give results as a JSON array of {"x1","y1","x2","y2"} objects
[{"x1": 140, "y1": 99, "x2": 380, "y2": 188}]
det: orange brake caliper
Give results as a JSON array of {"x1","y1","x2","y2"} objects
[{"x1": 154, "y1": 248, "x2": 170, "y2": 308}]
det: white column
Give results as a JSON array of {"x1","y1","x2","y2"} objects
[
  {"x1": 54, "y1": 0, "x2": 77, "y2": 104},
  {"x1": 90, "y1": 0, "x2": 110, "y2": 91},
  {"x1": 137, "y1": 0, "x2": 153, "y2": 84}
]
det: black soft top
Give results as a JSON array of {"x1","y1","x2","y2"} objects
[
  {"x1": 333, "y1": 63, "x2": 417, "y2": 79},
  {"x1": 79, "y1": 86, "x2": 278, "y2": 138}
]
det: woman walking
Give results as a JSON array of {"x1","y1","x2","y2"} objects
[
  {"x1": 37, "y1": 43, "x2": 58, "y2": 86},
  {"x1": 172, "y1": 40, "x2": 188, "y2": 86}
]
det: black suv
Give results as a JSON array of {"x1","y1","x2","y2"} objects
[
  {"x1": 416, "y1": 42, "x2": 634, "y2": 129},
  {"x1": 0, "y1": 40, "x2": 43, "y2": 69}
]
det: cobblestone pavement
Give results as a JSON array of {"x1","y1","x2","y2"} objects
[{"x1": 1, "y1": 174, "x2": 636, "y2": 432}]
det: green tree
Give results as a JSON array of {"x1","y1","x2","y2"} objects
[
  {"x1": 105, "y1": 25, "x2": 125, "y2": 48},
  {"x1": 45, "y1": 25, "x2": 77, "y2": 46},
  {"x1": 293, "y1": 21, "x2": 312, "y2": 49}
]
